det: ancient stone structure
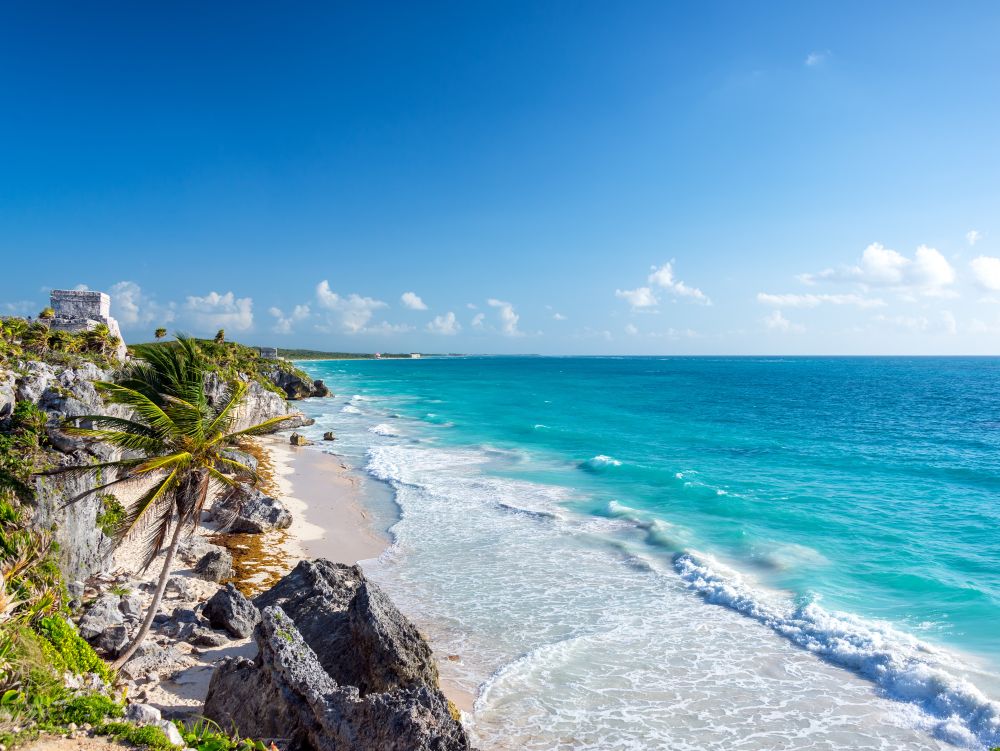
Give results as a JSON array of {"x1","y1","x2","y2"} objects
[
  {"x1": 49, "y1": 289, "x2": 127, "y2": 361},
  {"x1": 258, "y1": 346, "x2": 278, "y2": 359}
]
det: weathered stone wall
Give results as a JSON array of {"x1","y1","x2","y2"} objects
[{"x1": 51, "y1": 290, "x2": 111, "y2": 321}]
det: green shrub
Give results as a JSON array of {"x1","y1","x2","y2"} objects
[
  {"x1": 35, "y1": 616, "x2": 114, "y2": 683},
  {"x1": 180, "y1": 717, "x2": 270, "y2": 751},
  {"x1": 95, "y1": 494, "x2": 126, "y2": 537},
  {"x1": 97, "y1": 721, "x2": 175, "y2": 750},
  {"x1": 45, "y1": 693, "x2": 122, "y2": 726}
]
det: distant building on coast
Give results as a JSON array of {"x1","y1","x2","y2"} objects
[
  {"x1": 258, "y1": 347, "x2": 279, "y2": 359},
  {"x1": 49, "y1": 289, "x2": 127, "y2": 360},
  {"x1": 409, "y1": 353, "x2": 422, "y2": 358}
]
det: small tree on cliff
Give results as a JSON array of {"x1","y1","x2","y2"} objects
[
  {"x1": 214, "y1": 329, "x2": 225, "y2": 344},
  {"x1": 52, "y1": 336, "x2": 292, "y2": 667},
  {"x1": 154, "y1": 327, "x2": 167, "y2": 340}
]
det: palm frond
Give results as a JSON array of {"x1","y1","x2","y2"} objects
[
  {"x1": 118, "y1": 469, "x2": 179, "y2": 545},
  {"x1": 134, "y1": 452, "x2": 192, "y2": 475},
  {"x1": 219, "y1": 413, "x2": 296, "y2": 441},
  {"x1": 91, "y1": 382, "x2": 176, "y2": 437},
  {"x1": 204, "y1": 380, "x2": 249, "y2": 439},
  {"x1": 55, "y1": 428, "x2": 166, "y2": 455}
]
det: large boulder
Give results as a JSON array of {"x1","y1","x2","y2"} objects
[
  {"x1": 194, "y1": 549, "x2": 233, "y2": 582},
  {"x1": 254, "y1": 560, "x2": 440, "y2": 695},
  {"x1": 203, "y1": 583, "x2": 260, "y2": 638},
  {"x1": 203, "y1": 606, "x2": 471, "y2": 751},
  {"x1": 212, "y1": 483, "x2": 292, "y2": 534},
  {"x1": 77, "y1": 594, "x2": 125, "y2": 641}
]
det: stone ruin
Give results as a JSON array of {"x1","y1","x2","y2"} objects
[{"x1": 49, "y1": 289, "x2": 127, "y2": 361}]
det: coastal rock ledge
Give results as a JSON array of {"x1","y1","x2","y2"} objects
[{"x1": 203, "y1": 560, "x2": 472, "y2": 751}]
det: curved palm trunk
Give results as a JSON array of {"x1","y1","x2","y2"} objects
[{"x1": 112, "y1": 516, "x2": 185, "y2": 669}]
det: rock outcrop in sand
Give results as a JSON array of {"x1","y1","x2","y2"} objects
[{"x1": 204, "y1": 560, "x2": 471, "y2": 751}]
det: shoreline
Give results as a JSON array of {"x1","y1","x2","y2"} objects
[{"x1": 260, "y1": 433, "x2": 477, "y2": 714}]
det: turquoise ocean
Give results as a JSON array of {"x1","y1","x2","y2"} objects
[{"x1": 293, "y1": 356, "x2": 1000, "y2": 750}]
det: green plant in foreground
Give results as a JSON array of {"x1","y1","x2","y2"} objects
[
  {"x1": 97, "y1": 721, "x2": 174, "y2": 750},
  {"x1": 181, "y1": 717, "x2": 270, "y2": 751},
  {"x1": 35, "y1": 615, "x2": 114, "y2": 684}
]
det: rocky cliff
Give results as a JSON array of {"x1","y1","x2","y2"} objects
[{"x1": 3, "y1": 359, "x2": 312, "y2": 582}]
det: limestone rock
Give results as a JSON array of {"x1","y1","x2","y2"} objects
[
  {"x1": 203, "y1": 606, "x2": 471, "y2": 751},
  {"x1": 323, "y1": 431, "x2": 336, "y2": 441},
  {"x1": 194, "y1": 549, "x2": 233, "y2": 582},
  {"x1": 78, "y1": 594, "x2": 125, "y2": 641},
  {"x1": 289, "y1": 432, "x2": 310, "y2": 446},
  {"x1": 262, "y1": 367, "x2": 330, "y2": 400},
  {"x1": 95, "y1": 624, "x2": 129, "y2": 656},
  {"x1": 125, "y1": 703, "x2": 162, "y2": 725},
  {"x1": 212, "y1": 483, "x2": 292, "y2": 534},
  {"x1": 0, "y1": 370, "x2": 15, "y2": 422},
  {"x1": 157, "y1": 719, "x2": 185, "y2": 747},
  {"x1": 177, "y1": 538, "x2": 226, "y2": 566},
  {"x1": 188, "y1": 626, "x2": 229, "y2": 648},
  {"x1": 254, "y1": 560, "x2": 439, "y2": 694},
  {"x1": 216, "y1": 448, "x2": 258, "y2": 476},
  {"x1": 203, "y1": 583, "x2": 260, "y2": 638},
  {"x1": 119, "y1": 642, "x2": 185, "y2": 682}
]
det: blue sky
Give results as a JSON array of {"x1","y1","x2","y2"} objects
[{"x1": 2, "y1": 1, "x2": 999, "y2": 354}]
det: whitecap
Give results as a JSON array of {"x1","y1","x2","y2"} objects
[
  {"x1": 674, "y1": 551, "x2": 1000, "y2": 748},
  {"x1": 581, "y1": 454, "x2": 623, "y2": 470},
  {"x1": 341, "y1": 404, "x2": 362, "y2": 414},
  {"x1": 369, "y1": 423, "x2": 402, "y2": 437}
]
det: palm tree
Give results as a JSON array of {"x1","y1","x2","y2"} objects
[
  {"x1": 214, "y1": 329, "x2": 225, "y2": 344},
  {"x1": 52, "y1": 337, "x2": 293, "y2": 667},
  {"x1": 154, "y1": 328, "x2": 167, "y2": 340}
]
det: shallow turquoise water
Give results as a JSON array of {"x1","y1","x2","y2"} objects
[{"x1": 297, "y1": 356, "x2": 1000, "y2": 748}]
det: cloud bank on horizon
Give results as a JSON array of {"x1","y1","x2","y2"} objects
[{"x1": 17, "y1": 234, "x2": 999, "y2": 355}]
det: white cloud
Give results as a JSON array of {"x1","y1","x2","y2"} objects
[
  {"x1": 615, "y1": 287, "x2": 658, "y2": 309},
  {"x1": 401, "y1": 292, "x2": 428, "y2": 311},
  {"x1": 184, "y1": 291, "x2": 253, "y2": 332},
  {"x1": 553, "y1": 312, "x2": 567, "y2": 321},
  {"x1": 487, "y1": 298, "x2": 522, "y2": 336},
  {"x1": 800, "y1": 243, "x2": 956, "y2": 297},
  {"x1": 967, "y1": 230, "x2": 983, "y2": 246},
  {"x1": 471, "y1": 312, "x2": 485, "y2": 328},
  {"x1": 872, "y1": 314, "x2": 929, "y2": 332},
  {"x1": 268, "y1": 304, "x2": 310, "y2": 334},
  {"x1": 624, "y1": 323, "x2": 639, "y2": 335},
  {"x1": 109, "y1": 281, "x2": 176, "y2": 327},
  {"x1": 363, "y1": 321, "x2": 415, "y2": 335},
  {"x1": 756, "y1": 292, "x2": 886, "y2": 309},
  {"x1": 805, "y1": 50, "x2": 830, "y2": 67},
  {"x1": 427, "y1": 311, "x2": 460, "y2": 335},
  {"x1": 763, "y1": 310, "x2": 804, "y2": 333},
  {"x1": 941, "y1": 311, "x2": 958, "y2": 335},
  {"x1": 315, "y1": 281, "x2": 389, "y2": 334},
  {"x1": 970, "y1": 256, "x2": 1000, "y2": 292},
  {"x1": 647, "y1": 262, "x2": 710, "y2": 304}
]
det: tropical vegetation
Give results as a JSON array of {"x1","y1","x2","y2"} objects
[
  {"x1": 53, "y1": 336, "x2": 293, "y2": 666},
  {"x1": 0, "y1": 316, "x2": 122, "y2": 370}
]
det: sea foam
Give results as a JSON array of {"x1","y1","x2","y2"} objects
[{"x1": 674, "y1": 551, "x2": 1000, "y2": 748}]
